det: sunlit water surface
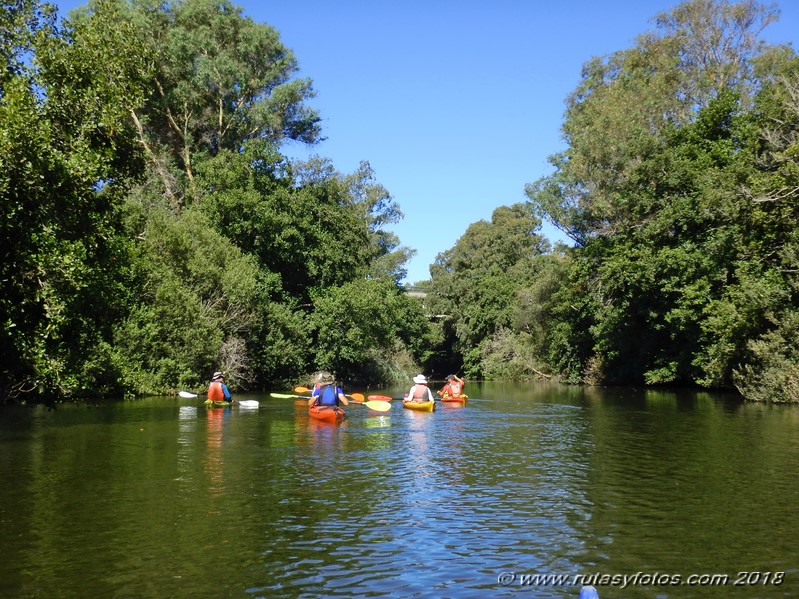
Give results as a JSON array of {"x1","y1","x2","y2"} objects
[{"x1": 1, "y1": 382, "x2": 798, "y2": 598}]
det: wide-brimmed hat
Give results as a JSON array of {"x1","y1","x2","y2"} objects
[
  {"x1": 315, "y1": 371, "x2": 335, "y2": 385},
  {"x1": 212, "y1": 371, "x2": 224, "y2": 380},
  {"x1": 412, "y1": 374, "x2": 427, "y2": 384}
]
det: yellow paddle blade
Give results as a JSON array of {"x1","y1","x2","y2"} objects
[
  {"x1": 364, "y1": 400, "x2": 391, "y2": 412},
  {"x1": 349, "y1": 392, "x2": 365, "y2": 402}
]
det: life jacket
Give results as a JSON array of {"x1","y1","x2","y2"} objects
[
  {"x1": 208, "y1": 381, "x2": 226, "y2": 401},
  {"x1": 447, "y1": 381, "x2": 463, "y2": 396},
  {"x1": 412, "y1": 384, "x2": 430, "y2": 400},
  {"x1": 316, "y1": 384, "x2": 338, "y2": 406}
]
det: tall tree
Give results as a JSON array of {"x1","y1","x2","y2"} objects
[
  {"x1": 526, "y1": 0, "x2": 779, "y2": 244},
  {"x1": 77, "y1": 0, "x2": 323, "y2": 199}
]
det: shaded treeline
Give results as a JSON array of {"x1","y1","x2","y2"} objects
[{"x1": 3, "y1": 0, "x2": 798, "y2": 403}]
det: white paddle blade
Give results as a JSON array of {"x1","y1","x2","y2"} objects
[
  {"x1": 178, "y1": 391, "x2": 198, "y2": 398},
  {"x1": 238, "y1": 400, "x2": 259, "y2": 408}
]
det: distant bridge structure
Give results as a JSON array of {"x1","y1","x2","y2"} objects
[{"x1": 403, "y1": 285, "x2": 448, "y2": 319}]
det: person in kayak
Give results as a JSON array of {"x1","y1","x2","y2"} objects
[
  {"x1": 309, "y1": 371, "x2": 349, "y2": 408},
  {"x1": 207, "y1": 371, "x2": 232, "y2": 403},
  {"x1": 406, "y1": 374, "x2": 434, "y2": 403},
  {"x1": 438, "y1": 374, "x2": 465, "y2": 399}
]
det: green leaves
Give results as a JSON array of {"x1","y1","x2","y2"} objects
[
  {"x1": 309, "y1": 279, "x2": 431, "y2": 386},
  {"x1": 426, "y1": 203, "x2": 549, "y2": 379},
  {"x1": 125, "y1": 0, "x2": 320, "y2": 185},
  {"x1": 518, "y1": 1, "x2": 799, "y2": 399}
]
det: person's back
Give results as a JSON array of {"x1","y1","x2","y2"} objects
[
  {"x1": 407, "y1": 374, "x2": 432, "y2": 402},
  {"x1": 207, "y1": 372, "x2": 231, "y2": 402},
  {"x1": 315, "y1": 384, "x2": 339, "y2": 406},
  {"x1": 440, "y1": 374, "x2": 464, "y2": 398}
]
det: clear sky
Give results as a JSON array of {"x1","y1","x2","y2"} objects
[{"x1": 55, "y1": 0, "x2": 797, "y2": 284}]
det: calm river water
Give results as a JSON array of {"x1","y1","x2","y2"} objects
[{"x1": 1, "y1": 382, "x2": 798, "y2": 598}]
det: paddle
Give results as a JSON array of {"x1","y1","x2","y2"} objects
[
  {"x1": 295, "y1": 386, "x2": 365, "y2": 402},
  {"x1": 273, "y1": 391, "x2": 366, "y2": 403},
  {"x1": 181, "y1": 390, "x2": 254, "y2": 407},
  {"x1": 271, "y1": 392, "x2": 385, "y2": 411},
  {"x1": 349, "y1": 400, "x2": 391, "y2": 412}
]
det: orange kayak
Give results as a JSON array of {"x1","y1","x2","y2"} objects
[
  {"x1": 441, "y1": 394, "x2": 468, "y2": 404},
  {"x1": 309, "y1": 404, "x2": 345, "y2": 423}
]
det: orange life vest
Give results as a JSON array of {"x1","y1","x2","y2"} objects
[
  {"x1": 208, "y1": 381, "x2": 226, "y2": 401},
  {"x1": 447, "y1": 381, "x2": 463, "y2": 396}
]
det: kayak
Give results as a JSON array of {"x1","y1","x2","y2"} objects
[
  {"x1": 403, "y1": 399, "x2": 435, "y2": 412},
  {"x1": 309, "y1": 404, "x2": 345, "y2": 423},
  {"x1": 204, "y1": 399, "x2": 230, "y2": 409},
  {"x1": 368, "y1": 394, "x2": 393, "y2": 402},
  {"x1": 441, "y1": 394, "x2": 468, "y2": 404}
]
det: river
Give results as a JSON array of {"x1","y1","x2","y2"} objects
[{"x1": 1, "y1": 382, "x2": 797, "y2": 598}]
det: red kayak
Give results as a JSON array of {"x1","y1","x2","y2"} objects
[{"x1": 309, "y1": 404, "x2": 345, "y2": 423}]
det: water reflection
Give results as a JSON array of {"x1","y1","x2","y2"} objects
[
  {"x1": 204, "y1": 407, "x2": 227, "y2": 497},
  {"x1": 2, "y1": 386, "x2": 799, "y2": 598}
]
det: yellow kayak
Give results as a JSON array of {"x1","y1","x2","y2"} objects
[
  {"x1": 403, "y1": 399, "x2": 435, "y2": 412},
  {"x1": 204, "y1": 399, "x2": 230, "y2": 409}
]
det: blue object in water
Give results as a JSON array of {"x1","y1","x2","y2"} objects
[{"x1": 579, "y1": 586, "x2": 599, "y2": 599}]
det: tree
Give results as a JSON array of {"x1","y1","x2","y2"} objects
[
  {"x1": 309, "y1": 279, "x2": 434, "y2": 386},
  {"x1": 74, "y1": 0, "x2": 323, "y2": 197},
  {"x1": 526, "y1": 0, "x2": 780, "y2": 244},
  {"x1": 114, "y1": 207, "x2": 271, "y2": 394},
  {"x1": 427, "y1": 203, "x2": 549, "y2": 377},
  {"x1": 1, "y1": 0, "x2": 150, "y2": 401}
]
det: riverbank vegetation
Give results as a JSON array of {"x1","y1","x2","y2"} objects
[{"x1": 2, "y1": 0, "x2": 798, "y2": 402}]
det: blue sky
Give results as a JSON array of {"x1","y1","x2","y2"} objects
[{"x1": 56, "y1": 1, "x2": 798, "y2": 284}]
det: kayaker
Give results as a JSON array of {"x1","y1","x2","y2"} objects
[
  {"x1": 309, "y1": 371, "x2": 349, "y2": 407},
  {"x1": 406, "y1": 374, "x2": 434, "y2": 403},
  {"x1": 438, "y1": 374, "x2": 465, "y2": 398},
  {"x1": 207, "y1": 371, "x2": 232, "y2": 403}
]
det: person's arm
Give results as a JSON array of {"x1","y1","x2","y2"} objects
[
  {"x1": 338, "y1": 388, "x2": 349, "y2": 406},
  {"x1": 222, "y1": 383, "x2": 232, "y2": 401},
  {"x1": 454, "y1": 375, "x2": 464, "y2": 386}
]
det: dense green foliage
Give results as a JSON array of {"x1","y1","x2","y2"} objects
[
  {"x1": 518, "y1": 0, "x2": 799, "y2": 401},
  {"x1": 1, "y1": 0, "x2": 426, "y2": 402},
  {"x1": 422, "y1": 0, "x2": 799, "y2": 403}
]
